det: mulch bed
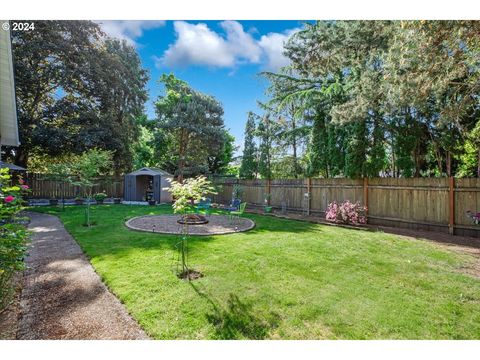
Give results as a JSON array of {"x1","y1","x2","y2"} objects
[{"x1": 125, "y1": 214, "x2": 255, "y2": 235}]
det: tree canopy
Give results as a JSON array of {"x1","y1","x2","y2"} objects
[
  {"x1": 9, "y1": 20, "x2": 148, "y2": 174},
  {"x1": 154, "y1": 74, "x2": 228, "y2": 181},
  {"x1": 242, "y1": 20, "x2": 480, "y2": 179}
]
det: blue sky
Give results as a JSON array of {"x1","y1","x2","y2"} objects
[{"x1": 97, "y1": 20, "x2": 308, "y2": 153}]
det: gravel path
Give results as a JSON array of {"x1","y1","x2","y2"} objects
[
  {"x1": 126, "y1": 214, "x2": 255, "y2": 235},
  {"x1": 17, "y1": 212, "x2": 148, "y2": 339}
]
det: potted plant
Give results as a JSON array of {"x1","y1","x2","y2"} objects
[
  {"x1": 148, "y1": 199, "x2": 156, "y2": 206},
  {"x1": 49, "y1": 198, "x2": 59, "y2": 206},
  {"x1": 264, "y1": 193, "x2": 272, "y2": 213},
  {"x1": 74, "y1": 196, "x2": 84, "y2": 205},
  {"x1": 94, "y1": 191, "x2": 107, "y2": 204},
  {"x1": 113, "y1": 197, "x2": 122, "y2": 204}
]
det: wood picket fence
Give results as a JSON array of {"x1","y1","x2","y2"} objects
[
  {"x1": 211, "y1": 177, "x2": 480, "y2": 237},
  {"x1": 25, "y1": 173, "x2": 480, "y2": 237},
  {"x1": 26, "y1": 173, "x2": 124, "y2": 199}
]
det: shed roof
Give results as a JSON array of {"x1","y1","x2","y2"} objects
[
  {"x1": 0, "y1": 161, "x2": 26, "y2": 171},
  {"x1": 126, "y1": 167, "x2": 173, "y2": 177}
]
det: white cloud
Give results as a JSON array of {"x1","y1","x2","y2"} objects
[
  {"x1": 158, "y1": 21, "x2": 299, "y2": 71},
  {"x1": 258, "y1": 28, "x2": 300, "y2": 71},
  {"x1": 161, "y1": 21, "x2": 235, "y2": 67},
  {"x1": 96, "y1": 20, "x2": 166, "y2": 45},
  {"x1": 220, "y1": 21, "x2": 262, "y2": 64}
]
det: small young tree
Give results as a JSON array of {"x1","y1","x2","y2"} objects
[
  {"x1": 168, "y1": 176, "x2": 217, "y2": 279},
  {"x1": 70, "y1": 149, "x2": 113, "y2": 226}
]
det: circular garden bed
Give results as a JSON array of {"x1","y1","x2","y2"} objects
[{"x1": 125, "y1": 214, "x2": 255, "y2": 235}]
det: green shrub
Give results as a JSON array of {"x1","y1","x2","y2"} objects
[
  {"x1": 0, "y1": 168, "x2": 29, "y2": 310},
  {"x1": 94, "y1": 192, "x2": 108, "y2": 201}
]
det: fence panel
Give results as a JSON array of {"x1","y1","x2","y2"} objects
[
  {"x1": 455, "y1": 178, "x2": 480, "y2": 227},
  {"x1": 239, "y1": 179, "x2": 267, "y2": 205},
  {"x1": 368, "y1": 177, "x2": 449, "y2": 227},
  {"x1": 310, "y1": 178, "x2": 364, "y2": 213},
  {"x1": 26, "y1": 173, "x2": 124, "y2": 199},
  {"x1": 270, "y1": 179, "x2": 305, "y2": 210}
]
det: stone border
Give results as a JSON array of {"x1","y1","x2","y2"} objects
[{"x1": 125, "y1": 214, "x2": 255, "y2": 236}]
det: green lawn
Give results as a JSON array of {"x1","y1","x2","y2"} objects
[{"x1": 33, "y1": 204, "x2": 480, "y2": 339}]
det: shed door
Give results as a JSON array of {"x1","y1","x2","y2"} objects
[
  {"x1": 125, "y1": 175, "x2": 136, "y2": 201},
  {"x1": 153, "y1": 175, "x2": 161, "y2": 203}
]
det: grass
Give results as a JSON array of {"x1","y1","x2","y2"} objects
[{"x1": 32, "y1": 204, "x2": 480, "y2": 339}]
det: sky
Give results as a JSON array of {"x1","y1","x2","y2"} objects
[{"x1": 96, "y1": 20, "x2": 308, "y2": 154}]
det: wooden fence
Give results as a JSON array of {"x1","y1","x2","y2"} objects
[
  {"x1": 212, "y1": 177, "x2": 480, "y2": 237},
  {"x1": 26, "y1": 173, "x2": 124, "y2": 199},
  {"x1": 25, "y1": 172, "x2": 480, "y2": 237}
]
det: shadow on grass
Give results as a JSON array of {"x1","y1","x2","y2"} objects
[{"x1": 190, "y1": 282, "x2": 279, "y2": 339}]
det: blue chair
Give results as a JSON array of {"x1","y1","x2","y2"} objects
[
  {"x1": 196, "y1": 198, "x2": 212, "y2": 215},
  {"x1": 230, "y1": 198, "x2": 241, "y2": 210}
]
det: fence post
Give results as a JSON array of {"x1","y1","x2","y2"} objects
[
  {"x1": 448, "y1": 176, "x2": 455, "y2": 235},
  {"x1": 306, "y1": 177, "x2": 312, "y2": 216},
  {"x1": 363, "y1": 177, "x2": 369, "y2": 222},
  {"x1": 266, "y1": 178, "x2": 271, "y2": 206}
]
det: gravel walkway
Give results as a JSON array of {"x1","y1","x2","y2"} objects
[
  {"x1": 17, "y1": 212, "x2": 148, "y2": 339},
  {"x1": 126, "y1": 214, "x2": 255, "y2": 235}
]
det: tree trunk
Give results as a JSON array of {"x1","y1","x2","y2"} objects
[
  {"x1": 177, "y1": 129, "x2": 186, "y2": 183},
  {"x1": 292, "y1": 122, "x2": 298, "y2": 178},
  {"x1": 433, "y1": 143, "x2": 443, "y2": 176},
  {"x1": 414, "y1": 149, "x2": 420, "y2": 177},
  {"x1": 15, "y1": 146, "x2": 28, "y2": 168},
  {"x1": 446, "y1": 151, "x2": 452, "y2": 177}
]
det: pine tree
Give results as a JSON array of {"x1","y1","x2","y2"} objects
[
  {"x1": 344, "y1": 120, "x2": 368, "y2": 178},
  {"x1": 239, "y1": 112, "x2": 258, "y2": 179},
  {"x1": 306, "y1": 111, "x2": 328, "y2": 177},
  {"x1": 365, "y1": 116, "x2": 387, "y2": 177},
  {"x1": 257, "y1": 114, "x2": 278, "y2": 180}
]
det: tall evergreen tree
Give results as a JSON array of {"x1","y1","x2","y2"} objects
[
  {"x1": 344, "y1": 121, "x2": 368, "y2": 178},
  {"x1": 239, "y1": 112, "x2": 258, "y2": 179},
  {"x1": 257, "y1": 114, "x2": 278, "y2": 180},
  {"x1": 306, "y1": 110, "x2": 328, "y2": 177}
]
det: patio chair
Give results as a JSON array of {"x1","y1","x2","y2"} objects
[
  {"x1": 229, "y1": 202, "x2": 246, "y2": 224},
  {"x1": 195, "y1": 198, "x2": 212, "y2": 216},
  {"x1": 229, "y1": 198, "x2": 241, "y2": 210}
]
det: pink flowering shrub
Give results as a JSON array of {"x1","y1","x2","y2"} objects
[
  {"x1": 4, "y1": 195, "x2": 15, "y2": 203},
  {"x1": 1, "y1": 169, "x2": 30, "y2": 311},
  {"x1": 325, "y1": 200, "x2": 367, "y2": 225}
]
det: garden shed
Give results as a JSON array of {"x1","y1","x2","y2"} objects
[{"x1": 124, "y1": 168, "x2": 173, "y2": 204}]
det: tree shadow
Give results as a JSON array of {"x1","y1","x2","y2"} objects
[{"x1": 190, "y1": 282, "x2": 279, "y2": 340}]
